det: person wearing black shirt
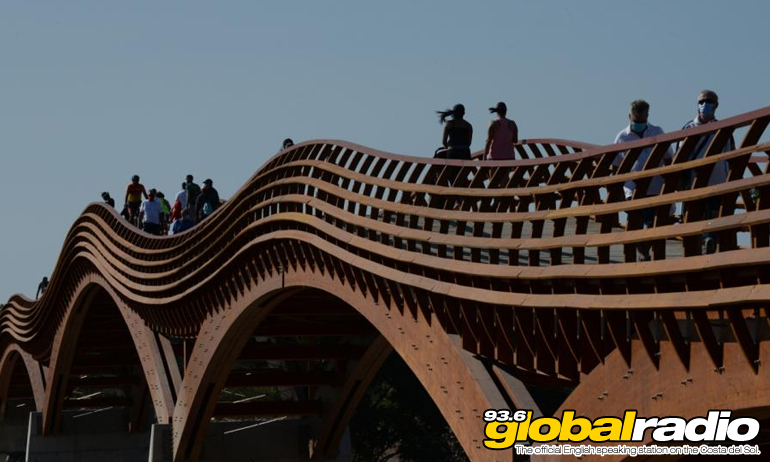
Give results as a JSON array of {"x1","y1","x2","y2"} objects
[
  {"x1": 185, "y1": 174, "x2": 202, "y2": 215},
  {"x1": 195, "y1": 178, "x2": 220, "y2": 221},
  {"x1": 435, "y1": 103, "x2": 473, "y2": 160},
  {"x1": 101, "y1": 191, "x2": 115, "y2": 208},
  {"x1": 37, "y1": 277, "x2": 49, "y2": 299}
]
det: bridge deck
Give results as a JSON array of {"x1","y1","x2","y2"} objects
[{"x1": 390, "y1": 215, "x2": 685, "y2": 264}]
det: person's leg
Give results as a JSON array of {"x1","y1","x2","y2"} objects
[
  {"x1": 637, "y1": 208, "x2": 655, "y2": 261},
  {"x1": 441, "y1": 156, "x2": 461, "y2": 209},
  {"x1": 702, "y1": 197, "x2": 721, "y2": 254},
  {"x1": 675, "y1": 170, "x2": 694, "y2": 224},
  {"x1": 143, "y1": 222, "x2": 157, "y2": 235},
  {"x1": 128, "y1": 202, "x2": 141, "y2": 227},
  {"x1": 445, "y1": 149, "x2": 472, "y2": 209}
]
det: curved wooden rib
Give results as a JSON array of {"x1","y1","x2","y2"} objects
[
  {"x1": 311, "y1": 335, "x2": 393, "y2": 460},
  {"x1": 2, "y1": 106, "x2": 770, "y2": 460},
  {"x1": 42, "y1": 276, "x2": 178, "y2": 435},
  {"x1": 470, "y1": 138, "x2": 597, "y2": 160},
  {"x1": 0, "y1": 345, "x2": 45, "y2": 419}
]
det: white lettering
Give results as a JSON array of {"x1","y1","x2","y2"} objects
[
  {"x1": 726, "y1": 418, "x2": 760, "y2": 442},
  {"x1": 652, "y1": 418, "x2": 686, "y2": 442},
  {"x1": 632, "y1": 418, "x2": 659, "y2": 441}
]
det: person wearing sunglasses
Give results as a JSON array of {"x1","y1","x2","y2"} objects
[{"x1": 679, "y1": 90, "x2": 735, "y2": 254}]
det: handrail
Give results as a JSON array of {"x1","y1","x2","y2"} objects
[{"x1": 3, "y1": 104, "x2": 770, "y2": 365}]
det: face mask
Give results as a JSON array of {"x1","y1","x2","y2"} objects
[
  {"x1": 699, "y1": 102, "x2": 716, "y2": 118},
  {"x1": 630, "y1": 122, "x2": 647, "y2": 133}
]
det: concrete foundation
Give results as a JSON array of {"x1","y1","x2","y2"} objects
[
  {"x1": 149, "y1": 418, "x2": 352, "y2": 462},
  {"x1": 25, "y1": 409, "x2": 149, "y2": 462},
  {"x1": 4, "y1": 408, "x2": 352, "y2": 462},
  {"x1": 0, "y1": 400, "x2": 33, "y2": 462}
]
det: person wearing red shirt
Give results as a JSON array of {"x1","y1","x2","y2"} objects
[{"x1": 124, "y1": 174, "x2": 148, "y2": 225}]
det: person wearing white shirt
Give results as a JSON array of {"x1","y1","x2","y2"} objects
[
  {"x1": 679, "y1": 90, "x2": 735, "y2": 255},
  {"x1": 611, "y1": 100, "x2": 674, "y2": 261},
  {"x1": 175, "y1": 182, "x2": 188, "y2": 210},
  {"x1": 140, "y1": 188, "x2": 164, "y2": 235}
]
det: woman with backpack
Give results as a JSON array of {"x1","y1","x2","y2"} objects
[{"x1": 435, "y1": 103, "x2": 473, "y2": 160}]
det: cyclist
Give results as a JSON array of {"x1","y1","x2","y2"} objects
[{"x1": 124, "y1": 175, "x2": 147, "y2": 226}]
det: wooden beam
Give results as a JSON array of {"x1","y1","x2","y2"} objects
[
  {"x1": 692, "y1": 310, "x2": 724, "y2": 369},
  {"x1": 660, "y1": 311, "x2": 690, "y2": 370},
  {"x1": 727, "y1": 308, "x2": 760, "y2": 373}
]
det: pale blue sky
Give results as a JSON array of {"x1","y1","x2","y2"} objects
[{"x1": 2, "y1": 1, "x2": 770, "y2": 301}]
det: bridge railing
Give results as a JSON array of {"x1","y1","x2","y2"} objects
[
  {"x1": 2, "y1": 106, "x2": 770, "y2": 369},
  {"x1": 469, "y1": 138, "x2": 596, "y2": 161}
]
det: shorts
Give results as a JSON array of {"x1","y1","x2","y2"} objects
[
  {"x1": 143, "y1": 222, "x2": 162, "y2": 235},
  {"x1": 445, "y1": 147, "x2": 471, "y2": 160},
  {"x1": 127, "y1": 201, "x2": 141, "y2": 217}
]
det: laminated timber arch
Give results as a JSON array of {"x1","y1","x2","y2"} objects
[
  {"x1": 39, "y1": 275, "x2": 179, "y2": 435},
  {"x1": 1, "y1": 105, "x2": 770, "y2": 461},
  {"x1": 171, "y1": 271, "x2": 522, "y2": 462},
  {"x1": 0, "y1": 345, "x2": 45, "y2": 419}
]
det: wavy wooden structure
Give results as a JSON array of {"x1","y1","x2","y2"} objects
[{"x1": 2, "y1": 106, "x2": 770, "y2": 461}]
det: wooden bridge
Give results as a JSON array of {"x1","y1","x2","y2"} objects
[{"x1": 2, "y1": 105, "x2": 770, "y2": 461}]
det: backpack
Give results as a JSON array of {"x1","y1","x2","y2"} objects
[{"x1": 202, "y1": 202, "x2": 213, "y2": 217}]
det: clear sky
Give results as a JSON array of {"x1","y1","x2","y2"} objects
[{"x1": 2, "y1": 1, "x2": 770, "y2": 302}]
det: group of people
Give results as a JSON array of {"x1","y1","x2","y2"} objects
[
  {"x1": 434, "y1": 101, "x2": 519, "y2": 160},
  {"x1": 101, "y1": 174, "x2": 221, "y2": 236},
  {"x1": 611, "y1": 89, "x2": 732, "y2": 260},
  {"x1": 28, "y1": 91, "x2": 735, "y2": 301},
  {"x1": 96, "y1": 90, "x2": 729, "y2": 252},
  {"x1": 438, "y1": 90, "x2": 731, "y2": 260}
]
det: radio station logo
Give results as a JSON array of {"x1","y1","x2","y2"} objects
[{"x1": 483, "y1": 409, "x2": 759, "y2": 449}]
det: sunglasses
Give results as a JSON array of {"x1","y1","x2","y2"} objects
[{"x1": 698, "y1": 99, "x2": 717, "y2": 105}]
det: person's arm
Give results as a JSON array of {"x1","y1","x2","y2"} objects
[
  {"x1": 195, "y1": 194, "x2": 203, "y2": 220},
  {"x1": 727, "y1": 134, "x2": 736, "y2": 153},
  {"x1": 610, "y1": 133, "x2": 624, "y2": 174},
  {"x1": 511, "y1": 120, "x2": 519, "y2": 145},
  {"x1": 36, "y1": 285, "x2": 41, "y2": 299},
  {"x1": 662, "y1": 150, "x2": 673, "y2": 166},
  {"x1": 213, "y1": 190, "x2": 220, "y2": 210},
  {"x1": 441, "y1": 124, "x2": 449, "y2": 148},
  {"x1": 674, "y1": 121, "x2": 696, "y2": 162},
  {"x1": 171, "y1": 200, "x2": 181, "y2": 221},
  {"x1": 142, "y1": 186, "x2": 148, "y2": 200},
  {"x1": 468, "y1": 122, "x2": 473, "y2": 145},
  {"x1": 610, "y1": 157, "x2": 621, "y2": 174},
  {"x1": 124, "y1": 186, "x2": 130, "y2": 205},
  {"x1": 660, "y1": 128, "x2": 674, "y2": 166},
  {"x1": 484, "y1": 120, "x2": 496, "y2": 158}
]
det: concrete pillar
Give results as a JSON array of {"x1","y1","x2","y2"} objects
[
  {"x1": 0, "y1": 400, "x2": 32, "y2": 462},
  {"x1": 25, "y1": 408, "x2": 150, "y2": 462},
  {"x1": 149, "y1": 419, "x2": 352, "y2": 462}
]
